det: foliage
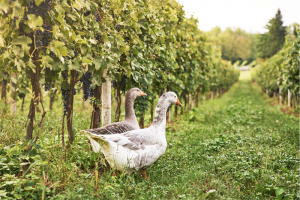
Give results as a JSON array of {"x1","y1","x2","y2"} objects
[
  {"x1": 0, "y1": 75, "x2": 298, "y2": 199},
  {"x1": 286, "y1": 23, "x2": 299, "y2": 39},
  {"x1": 206, "y1": 27, "x2": 257, "y2": 64},
  {"x1": 256, "y1": 9, "x2": 286, "y2": 59},
  {"x1": 0, "y1": 0, "x2": 239, "y2": 141},
  {"x1": 251, "y1": 32, "x2": 300, "y2": 99},
  {"x1": 205, "y1": 44, "x2": 240, "y2": 91}
]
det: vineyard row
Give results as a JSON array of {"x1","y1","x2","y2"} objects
[
  {"x1": 0, "y1": 0, "x2": 240, "y2": 145},
  {"x1": 251, "y1": 32, "x2": 300, "y2": 109}
]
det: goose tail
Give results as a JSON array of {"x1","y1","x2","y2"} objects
[{"x1": 81, "y1": 130, "x2": 109, "y2": 153}]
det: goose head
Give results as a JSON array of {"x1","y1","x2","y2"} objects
[
  {"x1": 160, "y1": 92, "x2": 182, "y2": 107},
  {"x1": 127, "y1": 87, "x2": 147, "y2": 98},
  {"x1": 151, "y1": 91, "x2": 182, "y2": 127}
]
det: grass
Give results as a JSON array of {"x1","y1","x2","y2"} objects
[{"x1": 0, "y1": 71, "x2": 299, "y2": 199}]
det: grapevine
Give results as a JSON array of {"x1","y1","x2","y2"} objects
[
  {"x1": 80, "y1": 72, "x2": 93, "y2": 101},
  {"x1": 61, "y1": 68, "x2": 69, "y2": 116},
  {"x1": 43, "y1": 67, "x2": 54, "y2": 91},
  {"x1": 251, "y1": 31, "x2": 299, "y2": 107},
  {"x1": 0, "y1": 0, "x2": 240, "y2": 146}
]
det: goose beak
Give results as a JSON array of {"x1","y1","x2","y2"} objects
[
  {"x1": 176, "y1": 98, "x2": 182, "y2": 106},
  {"x1": 140, "y1": 91, "x2": 147, "y2": 96}
]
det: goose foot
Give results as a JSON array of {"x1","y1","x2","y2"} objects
[{"x1": 142, "y1": 171, "x2": 147, "y2": 180}]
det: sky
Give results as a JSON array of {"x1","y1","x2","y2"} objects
[{"x1": 176, "y1": 0, "x2": 300, "y2": 33}]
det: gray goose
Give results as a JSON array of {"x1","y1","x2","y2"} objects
[
  {"x1": 83, "y1": 92, "x2": 182, "y2": 179},
  {"x1": 83, "y1": 88, "x2": 146, "y2": 135}
]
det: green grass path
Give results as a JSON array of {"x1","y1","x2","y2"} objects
[
  {"x1": 0, "y1": 77, "x2": 299, "y2": 199},
  {"x1": 142, "y1": 78, "x2": 299, "y2": 199}
]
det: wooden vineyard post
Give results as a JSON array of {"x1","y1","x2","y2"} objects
[
  {"x1": 211, "y1": 90, "x2": 213, "y2": 100},
  {"x1": 102, "y1": 68, "x2": 111, "y2": 126},
  {"x1": 10, "y1": 72, "x2": 16, "y2": 114},
  {"x1": 288, "y1": 89, "x2": 292, "y2": 107},
  {"x1": 279, "y1": 88, "x2": 283, "y2": 105}
]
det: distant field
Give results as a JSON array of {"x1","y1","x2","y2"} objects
[{"x1": 239, "y1": 70, "x2": 251, "y2": 81}]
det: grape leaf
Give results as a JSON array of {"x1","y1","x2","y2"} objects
[
  {"x1": 34, "y1": 0, "x2": 43, "y2": 6},
  {"x1": 54, "y1": 41, "x2": 68, "y2": 57},
  {"x1": 93, "y1": 57, "x2": 102, "y2": 70},
  {"x1": 12, "y1": 46, "x2": 24, "y2": 58},
  {"x1": 102, "y1": 33, "x2": 108, "y2": 42},
  {"x1": 41, "y1": 56, "x2": 54, "y2": 68},
  {"x1": 26, "y1": 14, "x2": 43, "y2": 30},
  {"x1": 15, "y1": 58, "x2": 25, "y2": 72},
  {"x1": 12, "y1": 36, "x2": 32, "y2": 48}
]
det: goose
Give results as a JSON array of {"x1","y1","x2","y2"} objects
[
  {"x1": 82, "y1": 92, "x2": 182, "y2": 179},
  {"x1": 83, "y1": 87, "x2": 146, "y2": 135}
]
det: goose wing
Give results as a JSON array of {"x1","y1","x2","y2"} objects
[
  {"x1": 84, "y1": 128, "x2": 159, "y2": 151},
  {"x1": 83, "y1": 122, "x2": 135, "y2": 135},
  {"x1": 107, "y1": 129, "x2": 160, "y2": 150}
]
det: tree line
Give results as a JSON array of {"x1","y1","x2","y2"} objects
[
  {"x1": 206, "y1": 27, "x2": 257, "y2": 65},
  {"x1": 206, "y1": 9, "x2": 299, "y2": 68}
]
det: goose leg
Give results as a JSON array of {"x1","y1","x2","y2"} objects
[{"x1": 142, "y1": 171, "x2": 147, "y2": 180}]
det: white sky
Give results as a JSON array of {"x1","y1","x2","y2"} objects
[{"x1": 176, "y1": 0, "x2": 300, "y2": 33}]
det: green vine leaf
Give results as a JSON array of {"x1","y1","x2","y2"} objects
[
  {"x1": 34, "y1": 0, "x2": 44, "y2": 6},
  {"x1": 41, "y1": 56, "x2": 54, "y2": 68},
  {"x1": 93, "y1": 57, "x2": 102, "y2": 70},
  {"x1": 15, "y1": 58, "x2": 25, "y2": 72},
  {"x1": 26, "y1": 14, "x2": 43, "y2": 30},
  {"x1": 12, "y1": 46, "x2": 24, "y2": 58},
  {"x1": 12, "y1": 36, "x2": 32, "y2": 49},
  {"x1": 54, "y1": 41, "x2": 68, "y2": 57}
]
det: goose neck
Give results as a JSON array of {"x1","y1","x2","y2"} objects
[
  {"x1": 150, "y1": 102, "x2": 169, "y2": 129},
  {"x1": 124, "y1": 94, "x2": 137, "y2": 123}
]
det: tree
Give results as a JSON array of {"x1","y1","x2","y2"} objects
[
  {"x1": 256, "y1": 9, "x2": 286, "y2": 58},
  {"x1": 206, "y1": 27, "x2": 256, "y2": 64}
]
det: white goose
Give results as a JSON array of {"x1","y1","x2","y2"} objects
[{"x1": 83, "y1": 91, "x2": 182, "y2": 179}]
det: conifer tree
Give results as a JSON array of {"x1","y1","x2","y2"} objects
[{"x1": 257, "y1": 9, "x2": 286, "y2": 58}]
